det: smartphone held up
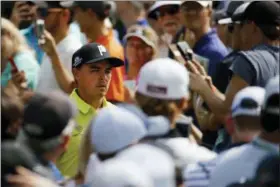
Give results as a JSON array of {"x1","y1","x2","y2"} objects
[{"x1": 35, "y1": 19, "x2": 45, "y2": 44}]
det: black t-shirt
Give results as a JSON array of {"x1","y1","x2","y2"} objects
[
  {"x1": 230, "y1": 44, "x2": 280, "y2": 87},
  {"x1": 212, "y1": 51, "x2": 240, "y2": 93}
]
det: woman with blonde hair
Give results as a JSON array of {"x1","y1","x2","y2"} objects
[{"x1": 1, "y1": 18, "x2": 39, "y2": 90}]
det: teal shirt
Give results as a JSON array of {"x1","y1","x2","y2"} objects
[{"x1": 1, "y1": 51, "x2": 39, "y2": 90}]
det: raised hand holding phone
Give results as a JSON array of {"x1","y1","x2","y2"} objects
[
  {"x1": 9, "y1": 57, "x2": 28, "y2": 90},
  {"x1": 39, "y1": 29, "x2": 57, "y2": 57}
]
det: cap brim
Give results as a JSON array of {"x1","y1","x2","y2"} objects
[
  {"x1": 218, "y1": 18, "x2": 232, "y2": 25},
  {"x1": 123, "y1": 33, "x2": 155, "y2": 49},
  {"x1": 60, "y1": 1, "x2": 76, "y2": 8},
  {"x1": 85, "y1": 57, "x2": 124, "y2": 67},
  {"x1": 148, "y1": 1, "x2": 181, "y2": 20}
]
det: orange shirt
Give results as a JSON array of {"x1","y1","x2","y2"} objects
[{"x1": 95, "y1": 30, "x2": 125, "y2": 102}]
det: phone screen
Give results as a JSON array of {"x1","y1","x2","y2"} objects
[{"x1": 35, "y1": 19, "x2": 45, "y2": 38}]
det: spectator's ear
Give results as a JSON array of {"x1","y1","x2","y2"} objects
[
  {"x1": 179, "y1": 97, "x2": 189, "y2": 111},
  {"x1": 62, "y1": 9, "x2": 70, "y2": 23},
  {"x1": 207, "y1": 7, "x2": 212, "y2": 18}
]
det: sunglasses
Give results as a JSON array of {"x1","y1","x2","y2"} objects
[
  {"x1": 37, "y1": 8, "x2": 63, "y2": 18},
  {"x1": 156, "y1": 6, "x2": 179, "y2": 18}
]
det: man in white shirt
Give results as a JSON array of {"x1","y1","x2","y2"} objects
[
  {"x1": 209, "y1": 76, "x2": 280, "y2": 187},
  {"x1": 35, "y1": 1, "x2": 82, "y2": 93}
]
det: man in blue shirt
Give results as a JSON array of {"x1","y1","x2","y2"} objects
[{"x1": 181, "y1": 1, "x2": 228, "y2": 78}]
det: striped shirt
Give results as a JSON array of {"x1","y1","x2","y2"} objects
[
  {"x1": 183, "y1": 158, "x2": 217, "y2": 187},
  {"x1": 183, "y1": 142, "x2": 246, "y2": 187}
]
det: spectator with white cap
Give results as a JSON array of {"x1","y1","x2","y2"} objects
[
  {"x1": 117, "y1": 144, "x2": 176, "y2": 187},
  {"x1": 147, "y1": 1, "x2": 182, "y2": 57},
  {"x1": 183, "y1": 86, "x2": 266, "y2": 187},
  {"x1": 135, "y1": 58, "x2": 216, "y2": 185},
  {"x1": 56, "y1": 42, "x2": 124, "y2": 177},
  {"x1": 209, "y1": 75, "x2": 280, "y2": 187},
  {"x1": 180, "y1": 1, "x2": 228, "y2": 78},
  {"x1": 81, "y1": 105, "x2": 147, "y2": 184},
  {"x1": 88, "y1": 159, "x2": 153, "y2": 187}
]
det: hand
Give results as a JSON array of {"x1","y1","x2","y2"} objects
[
  {"x1": 185, "y1": 59, "x2": 213, "y2": 93},
  {"x1": 11, "y1": 70, "x2": 28, "y2": 90},
  {"x1": 6, "y1": 166, "x2": 59, "y2": 187},
  {"x1": 39, "y1": 30, "x2": 57, "y2": 57},
  {"x1": 10, "y1": 2, "x2": 33, "y2": 27}
]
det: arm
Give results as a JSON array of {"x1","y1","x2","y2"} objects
[
  {"x1": 49, "y1": 50, "x2": 75, "y2": 94},
  {"x1": 199, "y1": 75, "x2": 248, "y2": 121},
  {"x1": 40, "y1": 30, "x2": 75, "y2": 94},
  {"x1": 191, "y1": 55, "x2": 253, "y2": 123}
]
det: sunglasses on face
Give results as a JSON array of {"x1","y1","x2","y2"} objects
[
  {"x1": 156, "y1": 6, "x2": 179, "y2": 18},
  {"x1": 228, "y1": 22, "x2": 243, "y2": 33},
  {"x1": 36, "y1": 8, "x2": 63, "y2": 18}
]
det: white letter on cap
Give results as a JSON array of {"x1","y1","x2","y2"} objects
[{"x1": 98, "y1": 45, "x2": 107, "y2": 56}]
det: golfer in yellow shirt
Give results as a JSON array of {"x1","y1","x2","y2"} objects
[{"x1": 56, "y1": 42, "x2": 124, "y2": 177}]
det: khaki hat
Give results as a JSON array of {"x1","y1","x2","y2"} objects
[{"x1": 124, "y1": 25, "x2": 158, "y2": 51}]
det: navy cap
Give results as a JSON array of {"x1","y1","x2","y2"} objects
[
  {"x1": 214, "y1": 1, "x2": 244, "y2": 23},
  {"x1": 232, "y1": 1, "x2": 280, "y2": 25},
  {"x1": 19, "y1": 91, "x2": 77, "y2": 141},
  {"x1": 231, "y1": 2, "x2": 251, "y2": 23},
  {"x1": 244, "y1": 1, "x2": 280, "y2": 25},
  {"x1": 72, "y1": 43, "x2": 124, "y2": 68}
]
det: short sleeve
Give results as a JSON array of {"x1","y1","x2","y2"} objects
[
  {"x1": 229, "y1": 55, "x2": 256, "y2": 85},
  {"x1": 14, "y1": 51, "x2": 40, "y2": 90}
]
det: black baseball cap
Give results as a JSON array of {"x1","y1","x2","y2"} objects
[
  {"x1": 17, "y1": 91, "x2": 77, "y2": 152},
  {"x1": 2, "y1": 141, "x2": 53, "y2": 186},
  {"x1": 34, "y1": 1, "x2": 64, "y2": 9},
  {"x1": 214, "y1": 1, "x2": 244, "y2": 24},
  {"x1": 244, "y1": 1, "x2": 280, "y2": 26},
  {"x1": 72, "y1": 43, "x2": 124, "y2": 68},
  {"x1": 60, "y1": 1, "x2": 111, "y2": 19},
  {"x1": 231, "y1": 2, "x2": 251, "y2": 23}
]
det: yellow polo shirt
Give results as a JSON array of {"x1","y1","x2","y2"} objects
[{"x1": 56, "y1": 89, "x2": 113, "y2": 177}]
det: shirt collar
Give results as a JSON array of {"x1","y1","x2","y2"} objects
[
  {"x1": 252, "y1": 137, "x2": 279, "y2": 154},
  {"x1": 70, "y1": 89, "x2": 108, "y2": 114},
  {"x1": 193, "y1": 28, "x2": 217, "y2": 50}
]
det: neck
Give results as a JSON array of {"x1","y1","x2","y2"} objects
[
  {"x1": 51, "y1": 26, "x2": 69, "y2": 45},
  {"x1": 231, "y1": 130, "x2": 260, "y2": 144},
  {"x1": 88, "y1": 21, "x2": 110, "y2": 42},
  {"x1": 77, "y1": 90, "x2": 103, "y2": 109},
  {"x1": 192, "y1": 24, "x2": 211, "y2": 44},
  {"x1": 259, "y1": 132, "x2": 280, "y2": 144},
  {"x1": 127, "y1": 64, "x2": 142, "y2": 79},
  {"x1": 261, "y1": 37, "x2": 280, "y2": 47}
]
